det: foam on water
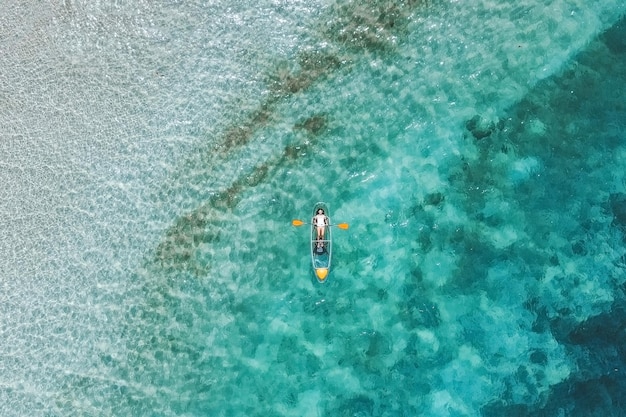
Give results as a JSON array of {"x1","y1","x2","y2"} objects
[{"x1": 1, "y1": 0, "x2": 626, "y2": 416}]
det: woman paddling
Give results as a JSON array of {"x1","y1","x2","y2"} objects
[{"x1": 312, "y1": 208, "x2": 329, "y2": 241}]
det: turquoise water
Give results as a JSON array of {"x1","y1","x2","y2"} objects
[{"x1": 1, "y1": 1, "x2": 626, "y2": 416}]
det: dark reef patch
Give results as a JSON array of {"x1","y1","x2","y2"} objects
[
  {"x1": 334, "y1": 395, "x2": 375, "y2": 417},
  {"x1": 322, "y1": 0, "x2": 429, "y2": 52},
  {"x1": 602, "y1": 14, "x2": 626, "y2": 54},
  {"x1": 465, "y1": 114, "x2": 496, "y2": 140},
  {"x1": 269, "y1": 50, "x2": 345, "y2": 98},
  {"x1": 219, "y1": 104, "x2": 274, "y2": 153},
  {"x1": 423, "y1": 191, "x2": 445, "y2": 207},
  {"x1": 294, "y1": 114, "x2": 327, "y2": 135},
  {"x1": 199, "y1": 0, "x2": 432, "y2": 193},
  {"x1": 610, "y1": 193, "x2": 626, "y2": 229}
]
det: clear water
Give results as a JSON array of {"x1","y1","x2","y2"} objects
[{"x1": 1, "y1": 0, "x2": 625, "y2": 416}]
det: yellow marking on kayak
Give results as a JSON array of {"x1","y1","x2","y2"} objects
[{"x1": 315, "y1": 268, "x2": 328, "y2": 281}]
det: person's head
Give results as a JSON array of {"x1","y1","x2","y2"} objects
[{"x1": 317, "y1": 209, "x2": 324, "y2": 215}]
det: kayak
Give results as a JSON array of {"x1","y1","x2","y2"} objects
[{"x1": 311, "y1": 202, "x2": 331, "y2": 282}]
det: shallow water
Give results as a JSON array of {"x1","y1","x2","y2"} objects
[{"x1": 1, "y1": 1, "x2": 625, "y2": 416}]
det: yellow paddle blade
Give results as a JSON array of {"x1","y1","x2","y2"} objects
[
  {"x1": 337, "y1": 223, "x2": 349, "y2": 230},
  {"x1": 292, "y1": 219, "x2": 305, "y2": 226}
]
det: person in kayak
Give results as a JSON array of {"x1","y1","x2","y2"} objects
[
  {"x1": 313, "y1": 208, "x2": 329, "y2": 240},
  {"x1": 315, "y1": 241, "x2": 327, "y2": 255}
]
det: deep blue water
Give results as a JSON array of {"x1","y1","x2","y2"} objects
[{"x1": 1, "y1": 1, "x2": 625, "y2": 416}]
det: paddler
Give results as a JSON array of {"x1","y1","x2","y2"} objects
[
  {"x1": 314, "y1": 241, "x2": 326, "y2": 255},
  {"x1": 313, "y1": 208, "x2": 329, "y2": 241}
]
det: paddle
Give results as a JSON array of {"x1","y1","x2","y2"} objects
[{"x1": 292, "y1": 219, "x2": 349, "y2": 229}]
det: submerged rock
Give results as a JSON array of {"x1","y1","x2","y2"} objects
[
  {"x1": 571, "y1": 240, "x2": 587, "y2": 256},
  {"x1": 466, "y1": 114, "x2": 496, "y2": 140},
  {"x1": 424, "y1": 192, "x2": 445, "y2": 207},
  {"x1": 294, "y1": 115, "x2": 327, "y2": 134},
  {"x1": 602, "y1": 16, "x2": 626, "y2": 54},
  {"x1": 609, "y1": 193, "x2": 626, "y2": 228}
]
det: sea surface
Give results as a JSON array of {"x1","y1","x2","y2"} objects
[{"x1": 1, "y1": 1, "x2": 626, "y2": 416}]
